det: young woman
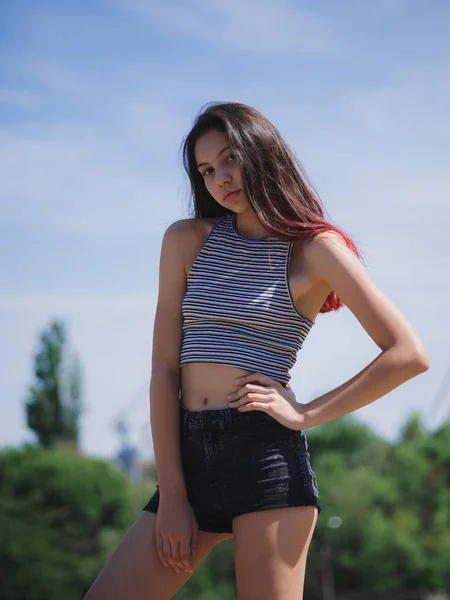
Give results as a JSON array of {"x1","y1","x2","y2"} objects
[{"x1": 85, "y1": 103, "x2": 429, "y2": 600}]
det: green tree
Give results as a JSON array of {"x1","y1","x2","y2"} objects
[
  {"x1": 25, "y1": 320, "x2": 83, "y2": 448},
  {"x1": 0, "y1": 446, "x2": 135, "y2": 600},
  {"x1": 303, "y1": 413, "x2": 450, "y2": 598},
  {"x1": 389, "y1": 416, "x2": 450, "y2": 590},
  {"x1": 304, "y1": 419, "x2": 394, "y2": 597}
]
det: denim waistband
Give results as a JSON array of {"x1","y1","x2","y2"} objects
[{"x1": 180, "y1": 402, "x2": 289, "y2": 433}]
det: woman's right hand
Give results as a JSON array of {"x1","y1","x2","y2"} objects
[{"x1": 155, "y1": 493, "x2": 199, "y2": 574}]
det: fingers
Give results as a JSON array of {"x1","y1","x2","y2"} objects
[
  {"x1": 169, "y1": 539, "x2": 183, "y2": 575},
  {"x1": 157, "y1": 534, "x2": 181, "y2": 574},
  {"x1": 229, "y1": 392, "x2": 272, "y2": 409},
  {"x1": 190, "y1": 523, "x2": 198, "y2": 562},
  {"x1": 238, "y1": 401, "x2": 269, "y2": 412},
  {"x1": 162, "y1": 536, "x2": 177, "y2": 572},
  {"x1": 228, "y1": 383, "x2": 271, "y2": 404},
  {"x1": 227, "y1": 373, "x2": 280, "y2": 405},
  {"x1": 177, "y1": 523, "x2": 199, "y2": 573},
  {"x1": 179, "y1": 537, "x2": 194, "y2": 574},
  {"x1": 156, "y1": 534, "x2": 168, "y2": 568},
  {"x1": 157, "y1": 534, "x2": 194, "y2": 575}
]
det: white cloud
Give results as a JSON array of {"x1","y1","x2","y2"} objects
[
  {"x1": 0, "y1": 124, "x2": 185, "y2": 235},
  {"x1": 2, "y1": 0, "x2": 449, "y2": 459},
  {"x1": 119, "y1": 0, "x2": 340, "y2": 55}
]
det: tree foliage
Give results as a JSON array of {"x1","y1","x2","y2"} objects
[
  {"x1": 25, "y1": 320, "x2": 83, "y2": 448},
  {"x1": 170, "y1": 413, "x2": 450, "y2": 599},
  {"x1": 172, "y1": 413, "x2": 450, "y2": 599},
  {"x1": 0, "y1": 446, "x2": 135, "y2": 600},
  {"x1": 304, "y1": 413, "x2": 450, "y2": 597},
  {"x1": 4, "y1": 365, "x2": 449, "y2": 600}
]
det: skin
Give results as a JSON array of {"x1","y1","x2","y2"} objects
[
  {"x1": 84, "y1": 128, "x2": 429, "y2": 600},
  {"x1": 83, "y1": 512, "x2": 231, "y2": 600},
  {"x1": 181, "y1": 129, "x2": 332, "y2": 413}
]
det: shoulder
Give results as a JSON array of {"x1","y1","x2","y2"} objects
[
  {"x1": 302, "y1": 230, "x2": 360, "y2": 283},
  {"x1": 162, "y1": 217, "x2": 224, "y2": 278},
  {"x1": 163, "y1": 216, "x2": 222, "y2": 245},
  {"x1": 162, "y1": 217, "x2": 224, "y2": 262},
  {"x1": 293, "y1": 230, "x2": 349, "y2": 263},
  {"x1": 306, "y1": 230, "x2": 348, "y2": 251},
  {"x1": 165, "y1": 217, "x2": 222, "y2": 239}
]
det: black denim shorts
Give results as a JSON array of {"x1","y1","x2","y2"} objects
[{"x1": 143, "y1": 403, "x2": 321, "y2": 534}]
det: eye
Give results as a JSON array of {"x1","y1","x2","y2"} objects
[
  {"x1": 227, "y1": 153, "x2": 237, "y2": 162},
  {"x1": 202, "y1": 167, "x2": 213, "y2": 177}
]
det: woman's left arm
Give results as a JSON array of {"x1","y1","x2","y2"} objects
[{"x1": 299, "y1": 232, "x2": 430, "y2": 430}]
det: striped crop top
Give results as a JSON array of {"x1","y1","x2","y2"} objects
[{"x1": 179, "y1": 212, "x2": 315, "y2": 384}]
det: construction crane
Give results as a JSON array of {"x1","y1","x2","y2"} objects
[{"x1": 111, "y1": 380, "x2": 151, "y2": 481}]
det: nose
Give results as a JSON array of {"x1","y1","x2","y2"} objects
[{"x1": 214, "y1": 165, "x2": 232, "y2": 187}]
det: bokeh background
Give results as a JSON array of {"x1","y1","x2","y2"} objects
[{"x1": 1, "y1": 1, "x2": 449, "y2": 599}]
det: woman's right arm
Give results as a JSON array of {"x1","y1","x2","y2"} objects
[{"x1": 150, "y1": 220, "x2": 197, "y2": 574}]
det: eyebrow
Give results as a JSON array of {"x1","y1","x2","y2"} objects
[{"x1": 196, "y1": 145, "x2": 231, "y2": 169}]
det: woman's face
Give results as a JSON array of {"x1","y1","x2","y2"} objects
[{"x1": 194, "y1": 129, "x2": 249, "y2": 211}]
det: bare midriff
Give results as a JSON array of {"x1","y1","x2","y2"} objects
[{"x1": 180, "y1": 362, "x2": 256, "y2": 410}]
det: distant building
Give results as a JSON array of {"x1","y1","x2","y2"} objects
[
  {"x1": 115, "y1": 443, "x2": 141, "y2": 483},
  {"x1": 114, "y1": 418, "x2": 141, "y2": 483}
]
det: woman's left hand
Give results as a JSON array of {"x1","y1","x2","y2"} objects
[{"x1": 227, "y1": 372, "x2": 306, "y2": 431}]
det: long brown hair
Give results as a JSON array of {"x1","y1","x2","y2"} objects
[{"x1": 181, "y1": 102, "x2": 362, "y2": 313}]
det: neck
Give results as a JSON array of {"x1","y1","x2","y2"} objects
[{"x1": 234, "y1": 211, "x2": 270, "y2": 239}]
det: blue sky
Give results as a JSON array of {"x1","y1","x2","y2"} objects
[{"x1": 1, "y1": 0, "x2": 449, "y2": 459}]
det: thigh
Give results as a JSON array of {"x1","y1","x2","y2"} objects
[
  {"x1": 84, "y1": 511, "x2": 231, "y2": 600},
  {"x1": 232, "y1": 506, "x2": 318, "y2": 600}
]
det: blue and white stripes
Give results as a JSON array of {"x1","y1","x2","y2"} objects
[{"x1": 179, "y1": 213, "x2": 314, "y2": 383}]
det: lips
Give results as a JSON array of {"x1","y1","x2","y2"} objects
[{"x1": 223, "y1": 189, "x2": 240, "y2": 202}]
